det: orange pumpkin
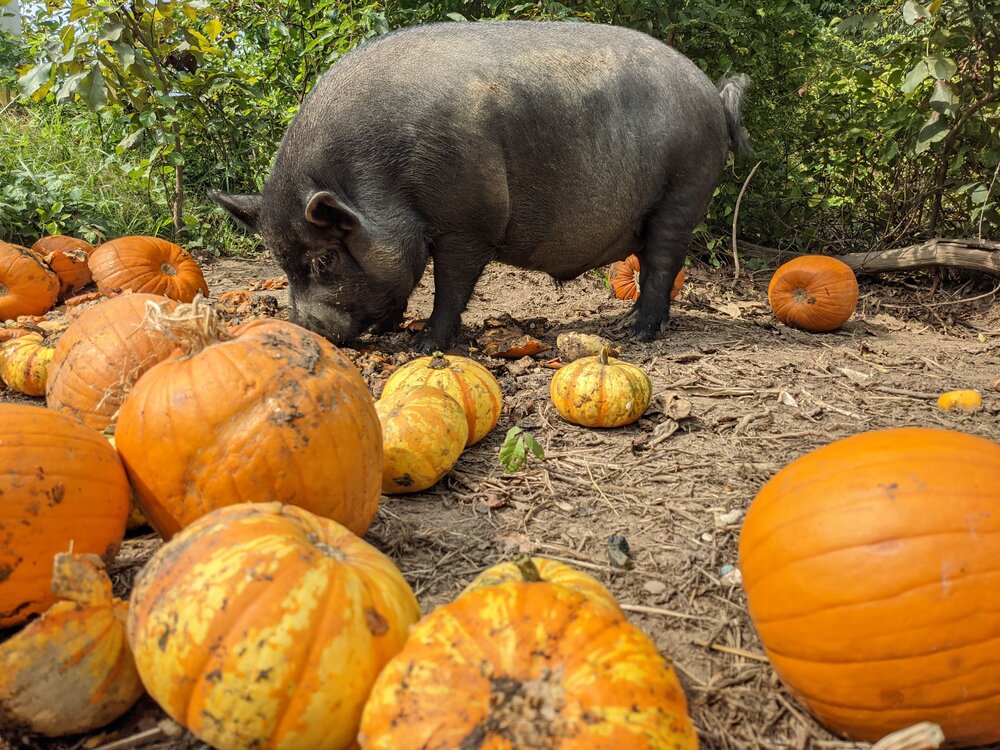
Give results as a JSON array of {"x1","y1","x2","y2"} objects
[
  {"x1": 0, "y1": 241, "x2": 60, "y2": 321},
  {"x1": 608, "y1": 254, "x2": 685, "y2": 302},
  {"x1": 0, "y1": 332, "x2": 56, "y2": 396},
  {"x1": 767, "y1": 255, "x2": 859, "y2": 332},
  {"x1": 739, "y1": 427, "x2": 1000, "y2": 744},
  {"x1": 461, "y1": 556, "x2": 621, "y2": 613},
  {"x1": 550, "y1": 345, "x2": 652, "y2": 427},
  {"x1": 0, "y1": 553, "x2": 143, "y2": 736},
  {"x1": 381, "y1": 353, "x2": 502, "y2": 446},
  {"x1": 32, "y1": 236, "x2": 96, "y2": 299},
  {"x1": 45, "y1": 293, "x2": 180, "y2": 431},
  {"x1": 359, "y1": 580, "x2": 696, "y2": 750},
  {"x1": 127, "y1": 502, "x2": 421, "y2": 750},
  {"x1": 89, "y1": 236, "x2": 209, "y2": 302},
  {"x1": 0, "y1": 404, "x2": 130, "y2": 627},
  {"x1": 115, "y1": 299, "x2": 382, "y2": 540}
]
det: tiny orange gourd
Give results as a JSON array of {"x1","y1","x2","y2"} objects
[
  {"x1": 376, "y1": 385, "x2": 468, "y2": 494},
  {"x1": 128, "y1": 502, "x2": 421, "y2": 750},
  {"x1": 115, "y1": 298, "x2": 382, "y2": 540},
  {"x1": 767, "y1": 255, "x2": 859, "y2": 332},
  {"x1": 0, "y1": 241, "x2": 60, "y2": 321},
  {"x1": 0, "y1": 404, "x2": 130, "y2": 627},
  {"x1": 359, "y1": 580, "x2": 697, "y2": 750},
  {"x1": 32, "y1": 236, "x2": 96, "y2": 299},
  {"x1": 608, "y1": 254, "x2": 685, "y2": 302},
  {"x1": 381, "y1": 353, "x2": 502, "y2": 446},
  {"x1": 0, "y1": 553, "x2": 144, "y2": 736},
  {"x1": 0, "y1": 332, "x2": 56, "y2": 396},
  {"x1": 89, "y1": 235, "x2": 209, "y2": 302},
  {"x1": 550, "y1": 345, "x2": 652, "y2": 427},
  {"x1": 739, "y1": 427, "x2": 1000, "y2": 744}
]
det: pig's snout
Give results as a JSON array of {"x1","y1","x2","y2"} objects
[{"x1": 288, "y1": 293, "x2": 361, "y2": 344}]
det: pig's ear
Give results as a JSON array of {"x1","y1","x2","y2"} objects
[
  {"x1": 209, "y1": 191, "x2": 262, "y2": 233},
  {"x1": 304, "y1": 191, "x2": 359, "y2": 233}
]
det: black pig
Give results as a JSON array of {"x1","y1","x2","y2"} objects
[{"x1": 212, "y1": 21, "x2": 750, "y2": 352}]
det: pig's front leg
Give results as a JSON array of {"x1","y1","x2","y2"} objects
[{"x1": 416, "y1": 235, "x2": 494, "y2": 354}]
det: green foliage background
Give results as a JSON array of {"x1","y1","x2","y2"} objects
[{"x1": 1, "y1": 0, "x2": 998, "y2": 258}]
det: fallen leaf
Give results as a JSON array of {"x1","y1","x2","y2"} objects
[{"x1": 643, "y1": 580, "x2": 667, "y2": 595}]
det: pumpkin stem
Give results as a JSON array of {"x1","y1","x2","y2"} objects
[
  {"x1": 513, "y1": 555, "x2": 543, "y2": 582},
  {"x1": 428, "y1": 351, "x2": 450, "y2": 370},
  {"x1": 598, "y1": 344, "x2": 612, "y2": 365},
  {"x1": 144, "y1": 293, "x2": 231, "y2": 354}
]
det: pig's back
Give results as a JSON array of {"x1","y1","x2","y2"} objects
[{"x1": 286, "y1": 22, "x2": 729, "y2": 276}]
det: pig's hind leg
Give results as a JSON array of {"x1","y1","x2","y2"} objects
[
  {"x1": 631, "y1": 186, "x2": 704, "y2": 342},
  {"x1": 415, "y1": 234, "x2": 495, "y2": 354}
]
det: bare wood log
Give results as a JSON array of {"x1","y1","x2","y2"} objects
[{"x1": 738, "y1": 239, "x2": 1000, "y2": 277}]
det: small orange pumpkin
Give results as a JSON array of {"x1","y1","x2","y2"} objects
[
  {"x1": 767, "y1": 255, "x2": 859, "y2": 332},
  {"x1": 740, "y1": 427, "x2": 1000, "y2": 744},
  {"x1": 608, "y1": 254, "x2": 685, "y2": 302},
  {"x1": 32, "y1": 236, "x2": 96, "y2": 299},
  {"x1": 0, "y1": 241, "x2": 60, "y2": 321},
  {"x1": 1, "y1": 332, "x2": 56, "y2": 396},
  {"x1": 376, "y1": 385, "x2": 469, "y2": 494},
  {"x1": 45, "y1": 293, "x2": 180, "y2": 431},
  {"x1": 0, "y1": 553, "x2": 144, "y2": 736},
  {"x1": 89, "y1": 236, "x2": 209, "y2": 302},
  {"x1": 128, "y1": 502, "x2": 421, "y2": 750},
  {"x1": 359, "y1": 580, "x2": 697, "y2": 750},
  {"x1": 0, "y1": 404, "x2": 130, "y2": 627},
  {"x1": 115, "y1": 299, "x2": 382, "y2": 540},
  {"x1": 550, "y1": 345, "x2": 652, "y2": 427},
  {"x1": 381, "y1": 353, "x2": 502, "y2": 446}
]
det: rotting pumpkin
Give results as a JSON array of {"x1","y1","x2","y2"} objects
[
  {"x1": 0, "y1": 404, "x2": 130, "y2": 628},
  {"x1": 127, "y1": 502, "x2": 421, "y2": 750},
  {"x1": 31, "y1": 236, "x2": 96, "y2": 300},
  {"x1": 114, "y1": 297, "x2": 382, "y2": 539},
  {"x1": 739, "y1": 426, "x2": 1000, "y2": 745},
  {"x1": 0, "y1": 241, "x2": 60, "y2": 321}
]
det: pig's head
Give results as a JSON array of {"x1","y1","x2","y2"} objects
[{"x1": 210, "y1": 189, "x2": 426, "y2": 343}]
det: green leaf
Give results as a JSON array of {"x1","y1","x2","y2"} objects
[
  {"x1": 110, "y1": 41, "x2": 136, "y2": 69},
  {"x1": 446, "y1": 12, "x2": 468, "y2": 21},
  {"x1": 499, "y1": 427, "x2": 526, "y2": 471},
  {"x1": 902, "y1": 0, "x2": 928, "y2": 24},
  {"x1": 55, "y1": 70, "x2": 88, "y2": 101},
  {"x1": 925, "y1": 54, "x2": 957, "y2": 80},
  {"x1": 522, "y1": 431, "x2": 544, "y2": 459},
  {"x1": 901, "y1": 61, "x2": 929, "y2": 94},
  {"x1": 99, "y1": 23, "x2": 125, "y2": 42},
  {"x1": 204, "y1": 18, "x2": 222, "y2": 40},
  {"x1": 18, "y1": 62, "x2": 53, "y2": 98},
  {"x1": 930, "y1": 80, "x2": 957, "y2": 115},
  {"x1": 927, "y1": 0, "x2": 943, "y2": 12},
  {"x1": 77, "y1": 66, "x2": 107, "y2": 111},
  {"x1": 915, "y1": 115, "x2": 949, "y2": 154}
]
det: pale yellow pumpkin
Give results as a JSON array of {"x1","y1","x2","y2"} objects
[
  {"x1": 376, "y1": 386, "x2": 468, "y2": 494},
  {"x1": 550, "y1": 346, "x2": 652, "y2": 427},
  {"x1": 1, "y1": 332, "x2": 56, "y2": 396}
]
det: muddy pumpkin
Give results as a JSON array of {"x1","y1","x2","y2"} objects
[{"x1": 0, "y1": 242, "x2": 60, "y2": 321}]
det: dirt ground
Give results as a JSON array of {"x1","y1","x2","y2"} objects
[{"x1": 3, "y1": 252, "x2": 1000, "y2": 750}]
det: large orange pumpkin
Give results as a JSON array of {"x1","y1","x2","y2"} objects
[
  {"x1": 128, "y1": 502, "x2": 421, "y2": 750},
  {"x1": 359, "y1": 580, "x2": 697, "y2": 749},
  {"x1": 45, "y1": 293, "x2": 180, "y2": 431},
  {"x1": 0, "y1": 241, "x2": 60, "y2": 321},
  {"x1": 767, "y1": 255, "x2": 859, "y2": 332},
  {"x1": 32, "y1": 236, "x2": 96, "y2": 299},
  {"x1": 0, "y1": 553, "x2": 143, "y2": 736},
  {"x1": 739, "y1": 427, "x2": 1000, "y2": 745},
  {"x1": 380, "y1": 353, "x2": 502, "y2": 446},
  {"x1": 89, "y1": 236, "x2": 209, "y2": 302},
  {"x1": 608, "y1": 254, "x2": 685, "y2": 302},
  {"x1": 0, "y1": 404, "x2": 130, "y2": 627},
  {"x1": 115, "y1": 299, "x2": 382, "y2": 540}
]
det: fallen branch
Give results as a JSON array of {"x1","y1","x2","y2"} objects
[{"x1": 738, "y1": 238, "x2": 1000, "y2": 277}]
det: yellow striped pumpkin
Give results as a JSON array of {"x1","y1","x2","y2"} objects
[
  {"x1": 380, "y1": 353, "x2": 502, "y2": 446},
  {"x1": 359, "y1": 580, "x2": 697, "y2": 749},
  {"x1": 1, "y1": 332, "x2": 56, "y2": 396},
  {"x1": 550, "y1": 346, "x2": 651, "y2": 428},
  {"x1": 127, "y1": 502, "x2": 421, "y2": 750},
  {"x1": 460, "y1": 556, "x2": 621, "y2": 613}
]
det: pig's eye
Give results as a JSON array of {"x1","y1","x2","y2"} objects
[{"x1": 305, "y1": 249, "x2": 339, "y2": 275}]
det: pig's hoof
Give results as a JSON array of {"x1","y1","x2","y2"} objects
[{"x1": 414, "y1": 332, "x2": 449, "y2": 355}]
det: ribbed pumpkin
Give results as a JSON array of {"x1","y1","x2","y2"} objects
[
  {"x1": 550, "y1": 346, "x2": 652, "y2": 428},
  {"x1": 608, "y1": 254, "x2": 685, "y2": 302},
  {"x1": 359, "y1": 580, "x2": 696, "y2": 750},
  {"x1": 461, "y1": 557, "x2": 621, "y2": 613},
  {"x1": 0, "y1": 404, "x2": 130, "y2": 627},
  {"x1": 376, "y1": 385, "x2": 468, "y2": 494},
  {"x1": 0, "y1": 332, "x2": 56, "y2": 396},
  {"x1": 45, "y1": 293, "x2": 180, "y2": 431},
  {"x1": 381, "y1": 353, "x2": 502, "y2": 446},
  {"x1": 115, "y1": 299, "x2": 382, "y2": 540},
  {"x1": 128, "y1": 502, "x2": 421, "y2": 750},
  {"x1": 32, "y1": 236, "x2": 96, "y2": 299},
  {"x1": 767, "y1": 255, "x2": 859, "y2": 332},
  {"x1": 0, "y1": 553, "x2": 143, "y2": 736},
  {"x1": 89, "y1": 236, "x2": 209, "y2": 302},
  {"x1": 739, "y1": 427, "x2": 1000, "y2": 745},
  {"x1": 0, "y1": 241, "x2": 60, "y2": 321}
]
